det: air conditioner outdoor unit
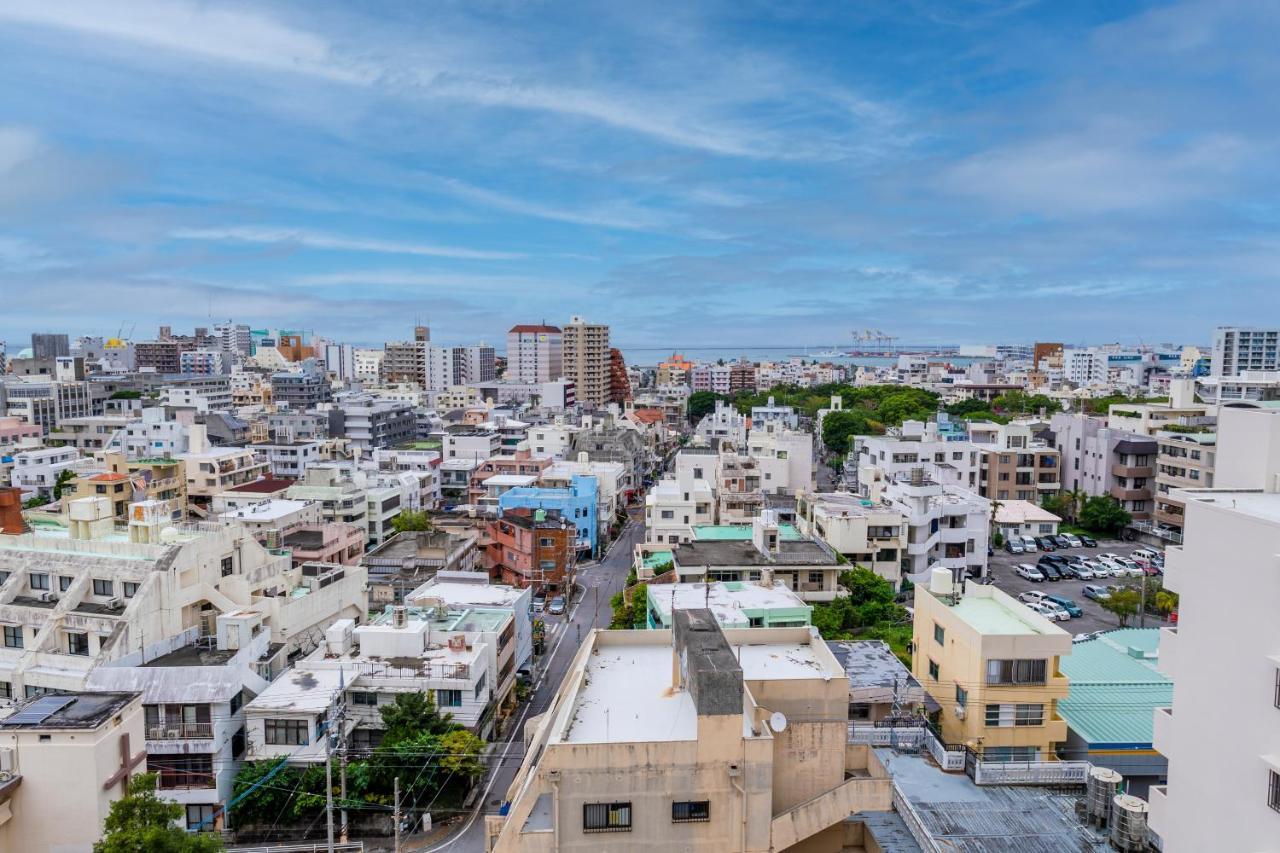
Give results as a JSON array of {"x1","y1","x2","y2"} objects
[
  {"x1": 166, "y1": 729, "x2": 181, "y2": 739},
  {"x1": 0, "y1": 746, "x2": 14, "y2": 773},
  {"x1": 953, "y1": 706, "x2": 966, "y2": 720},
  {"x1": 107, "y1": 597, "x2": 122, "y2": 610},
  {"x1": 37, "y1": 591, "x2": 54, "y2": 603},
  {"x1": 149, "y1": 726, "x2": 167, "y2": 740}
]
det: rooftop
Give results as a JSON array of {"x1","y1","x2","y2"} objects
[
  {"x1": 248, "y1": 667, "x2": 344, "y2": 713},
  {"x1": 1178, "y1": 488, "x2": 1280, "y2": 524},
  {"x1": 222, "y1": 478, "x2": 296, "y2": 494},
  {"x1": 993, "y1": 499, "x2": 1061, "y2": 525},
  {"x1": 142, "y1": 642, "x2": 239, "y2": 668},
  {"x1": 675, "y1": 537, "x2": 836, "y2": 567},
  {"x1": 560, "y1": 641, "x2": 697, "y2": 744},
  {"x1": 945, "y1": 593, "x2": 1059, "y2": 636},
  {"x1": 407, "y1": 577, "x2": 525, "y2": 609},
  {"x1": 692, "y1": 523, "x2": 804, "y2": 541},
  {"x1": 827, "y1": 639, "x2": 921, "y2": 692},
  {"x1": 0, "y1": 691, "x2": 137, "y2": 730},
  {"x1": 649, "y1": 581, "x2": 810, "y2": 628},
  {"x1": 732, "y1": 640, "x2": 831, "y2": 681},
  {"x1": 219, "y1": 499, "x2": 313, "y2": 523},
  {"x1": 1058, "y1": 629, "x2": 1171, "y2": 747}
]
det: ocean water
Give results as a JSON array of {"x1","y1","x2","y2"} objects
[{"x1": 615, "y1": 345, "x2": 979, "y2": 369}]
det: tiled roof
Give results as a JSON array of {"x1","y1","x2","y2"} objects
[
  {"x1": 508, "y1": 324, "x2": 562, "y2": 334},
  {"x1": 90, "y1": 472, "x2": 129, "y2": 482}
]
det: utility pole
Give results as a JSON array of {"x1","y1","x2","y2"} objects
[
  {"x1": 325, "y1": 703, "x2": 335, "y2": 853},
  {"x1": 394, "y1": 776, "x2": 402, "y2": 853}
]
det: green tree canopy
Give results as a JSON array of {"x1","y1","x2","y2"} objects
[
  {"x1": 1099, "y1": 587, "x2": 1141, "y2": 627},
  {"x1": 944, "y1": 398, "x2": 993, "y2": 417},
  {"x1": 821, "y1": 410, "x2": 874, "y2": 455},
  {"x1": 96, "y1": 773, "x2": 224, "y2": 853},
  {"x1": 990, "y1": 391, "x2": 1060, "y2": 416},
  {"x1": 1079, "y1": 495, "x2": 1132, "y2": 535},
  {"x1": 390, "y1": 510, "x2": 433, "y2": 535},
  {"x1": 686, "y1": 391, "x2": 724, "y2": 424},
  {"x1": 379, "y1": 691, "x2": 455, "y2": 743}
]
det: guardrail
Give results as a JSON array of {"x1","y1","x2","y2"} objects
[
  {"x1": 972, "y1": 759, "x2": 1091, "y2": 786},
  {"x1": 847, "y1": 724, "x2": 926, "y2": 749},
  {"x1": 891, "y1": 782, "x2": 942, "y2": 853}
]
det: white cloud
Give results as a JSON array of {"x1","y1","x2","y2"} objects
[
  {"x1": 171, "y1": 226, "x2": 522, "y2": 260},
  {"x1": 0, "y1": 126, "x2": 42, "y2": 174},
  {"x1": 294, "y1": 270, "x2": 543, "y2": 288},
  {"x1": 424, "y1": 174, "x2": 675, "y2": 231}
]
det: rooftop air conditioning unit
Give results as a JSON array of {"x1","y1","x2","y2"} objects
[{"x1": 149, "y1": 726, "x2": 166, "y2": 740}]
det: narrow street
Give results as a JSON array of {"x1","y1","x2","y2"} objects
[{"x1": 415, "y1": 515, "x2": 646, "y2": 852}]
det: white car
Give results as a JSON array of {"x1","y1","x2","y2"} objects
[
  {"x1": 1028, "y1": 601, "x2": 1070, "y2": 622},
  {"x1": 1019, "y1": 590, "x2": 1049, "y2": 605},
  {"x1": 1062, "y1": 533, "x2": 1083, "y2": 548},
  {"x1": 1015, "y1": 564, "x2": 1045, "y2": 582},
  {"x1": 1020, "y1": 536, "x2": 1038, "y2": 552},
  {"x1": 1072, "y1": 563, "x2": 1098, "y2": 580},
  {"x1": 1103, "y1": 560, "x2": 1129, "y2": 578}
]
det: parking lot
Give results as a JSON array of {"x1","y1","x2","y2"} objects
[{"x1": 986, "y1": 539, "x2": 1173, "y2": 636}]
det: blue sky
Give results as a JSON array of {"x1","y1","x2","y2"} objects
[{"x1": 0, "y1": 0, "x2": 1274, "y2": 349}]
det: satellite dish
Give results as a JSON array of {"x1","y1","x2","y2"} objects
[{"x1": 769, "y1": 711, "x2": 788, "y2": 733}]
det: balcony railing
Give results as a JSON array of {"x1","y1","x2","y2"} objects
[{"x1": 148, "y1": 723, "x2": 214, "y2": 740}]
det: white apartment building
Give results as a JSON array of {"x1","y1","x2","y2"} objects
[
  {"x1": 354, "y1": 348, "x2": 383, "y2": 383},
  {"x1": 163, "y1": 379, "x2": 233, "y2": 413},
  {"x1": 745, "y1": 421, "x2": 814, "y2": 494},
  {"x1": 0, "y1": 499, "x2": 366, "y2": 703},
  {"x1": 506, "y1": 324, "x2": 564, "y2": 383},
  {"x1": 1148, "y1": 407, "x2": 1280, "y2": 852},
  {"x1": 287, "y1": 465, "x2": 370, "y2": 533},
  {"x1": 10, "y1": 446, "x2": 94, "y2": 498},
  {"x1": 795, "y1": 490, "x2": 907, "y2": 584},
  {"x1": 124, "y1": 407, "x2": 192, "y2": 460},
  {"x1": 253, "y1": 439, "x2": 325, "y2": 479},
  {"x1": 524, "y1": 421, "x2": 580, "y2": 459},
  {"x1": 749, "y1": 396, "x2": 799, "y2": 430},
  {"x1": 444, "y1": 429, "x2": 501, "y2": 463},
  {"x1": 695, "y1": 400, "x2": 748, "y2": 447},
  {"x1": 645, "y1": 469, "x2": 715, "y2": 545},
  {"x1": 85, "y1": 614, "x2": 273, "y2": 832},
  {"x1": 1063, "y1": 348, "x2": 1109, "y2": 387},
  {"x1": 47, "y1": 414, "x2": 131, "y2": 453},
  {"x1": 861, "y1": 466, "x2": 990, "y2": 582},
  {"x1": 1210, "y1": 325, "x2": 1280, "y2": 377},
  {"x1": 856, "y1": 418, "x2": 979, "y2": 491}
]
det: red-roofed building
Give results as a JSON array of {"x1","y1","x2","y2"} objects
[{"x1": 507, "y1": 324, "x2": 564, "y2": 383}]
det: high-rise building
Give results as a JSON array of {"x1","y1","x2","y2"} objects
[
  {"x1": 506, "y1": 324, "x2": 563, "y2": 382},
  {"x1": 1210, "y1": 325, "x2": 1280, "y2": 377},
  {"x1": 382, "y1": 327, "x2": 450, "y2": 390},
  {"x1": 214, "y1": 322, "x2": 252, "y2": 356},
  {"x1": 562, "y1": 316, "x2": 610, "y2": 407},
  {"x1": 451, "y1": 344, "x2": 496, "y2": 385},
  {"x1": 30, "y1": 333, "x2": 69, "y2": 360}
]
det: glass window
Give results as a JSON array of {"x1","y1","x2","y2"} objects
[
  {"x1": 92, "y1": 579, "x2": 113, "y2": 596},
  {"x1": 186, "y1": 804, "x2": 217, "y2": 830},
  {"x1": 351, "y1": 691, "x2": 379, "y2": 706},
  {"x1": 584, "y1": 802, "x2": 632, "y2": 833},
  {"x1": 1015, "y1": 703, "x2": 1044, "y2": 726},
  {"x1": 672, "y1": 800, "x2": 710, "y2": 822},
  {"x1": 68, "y1": 632, "x2": 90, "y2": 656},
  {"x1": 3, "y1": 626, "x2": 22, "y2": 649},
  {"x1": 29, "y1": 573, "x2": 49, "y2": 591},
  {"x1": 0, "y1": 681, "x2": 11, "y2": 699},
  {"x1": 59, "y1": 575, "x2": 73, "y2": 592},
  {"x1": 1270, "y1": 771, "x2": 1280, "y2": 813},
  {"x1": 933, "y1": 623, "x2": 945, "y2": 645},
  {"x1": 437, "y1": 689, "x2": 463, "y2": 707},
  {"x1": 985, "y1": 658, "x2": 1047, "y2": 685},
  {"x1": 928, "y1": 659, "x2": 940, "y2": 680},
  {"x1": 264, "y1": 718, "x2": 309, "y2": 745},
  {"x1": 955, "y1": 686, "x2": 967, "y2": 707},
  {"x1": 123, "y1": 582, "x2": 139, "y2": 598}
]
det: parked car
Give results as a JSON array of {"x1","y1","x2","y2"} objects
[
  {"x1": 1113, "y1": 558, "x2": 1144, "y2": 577},
  {"x1": 1018, "y1": 590, "x2": 1050, "y2": 605},
  {"x1": 1062, "y1": 533, "x2": 1083, "y2": 548},
  {"x1": 532, "y1": 593, "x2": 547, "y2": 612},
  {"x1": 1073, "y1": 630, "x2": 1106, "y2": 643},
  {"x1": 1045, "y1": 594, "x2": 1083, "y2": 617},
  {"x1": 1036, "y1": 560, "x2": 1065, "y2": 581},
  {"x1": 1036, "y1": 536, "x2": 1057, "y2": 551},
  {"x1": 1072, "y1": 562, "x2": 1100, "y2": 580},
  {"x1": 1016, "y1": 564, "x2": 1046, "y2": 582},
  {"x1": 1079, "y1": 534, "x2": 1098, "y2": 547},
  {"x1": 1020, "y1": 536, "x2": 1038, "y2": 552},
  {"x1": 547, "y1": 596, "x2": 567, "y2": 615},
  {"x1": 1005, "y1": 538, "x2": 1025, "y2": 554},
  {"x1": 1058, "y1": 563, "x2": 1087, "y2": 581},
  {"x1": 1028, "y1": 600, "x2": 1071, "y2": 621},
  {"x1": 1082, "y1": 584, "x2": 1112, "y2": 601},
  {"x1": 1142, "y1": 563, "x2": 1163, "y2": 576},
  {"x1": 1052, "y1": 534, "x2": 1072, "y2": 549}
]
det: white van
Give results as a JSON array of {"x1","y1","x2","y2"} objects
[{"x1": 1020, "y1": 535, "x2": 1038, "y2": 552}]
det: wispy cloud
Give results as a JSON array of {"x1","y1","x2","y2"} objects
[
  {"x1": 423, "y1": 174, "x2": 675, "y2": 231},
  {"x1": 170, "y1": 226, "x2": 522, "y2": 260}
]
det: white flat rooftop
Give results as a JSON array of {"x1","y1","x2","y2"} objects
[
  {"x1": 1181, "y1": 489, "x2": 1280, "y2": 524},
  {"x1": 732, "y1": 642, "x2": 832, "y2": 681},
  {"x1": 219, "y1": 499, "x2": 313, "y2": 522},
  {"x1": 485, "y1": 474, "x2": 538, "y2": 487},
  {"x1": 408, "y1": 580, "x2": 524, "y2": 608},
  {"x1": 247, "y1": 667, "x2": 344, "y2": 713},
  {"x1": 560, "y1": 644, "x2": 697, "y2": 744},
  {"x1": 651, "y1": 582, "x2": 808, "y2": 627}
]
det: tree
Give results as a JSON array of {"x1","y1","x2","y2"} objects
[
  {"x1": 52, "y1": 467, "x2": 78, "y2": 500},
  {"x1": 380, "y1": 691, "x2": 455, "y2": 743},
  {"x1": 1154, "y1": 589, "x2": 1179, "y2": 617},
  {"x1": 687, "y1": 391, "x2": 723, "y2": 424},
  {"x1": 96, "y1": 773, "x2": 224, "y2": 853},
  {"x1": 821, "y1": 410, "x2": 872, "y2": 455},
  {"x1": 944, "y1": 398, "x2": 993, "y2": 418},
  {"x1": 390, "y1": 510, "x2": 432, "y2": 535},
  {"x1": 1079, "y1": 495, "x2": 1132, "y2": 535},
  {"x1": 991, "y1": 391, "x2": 1059, "y2": 416},
  {"x1": 1099, "y1": 588, "x2": 1141, "y2": 627}
]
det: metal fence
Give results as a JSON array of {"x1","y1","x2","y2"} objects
[
  {"x1": 972, "y1": 759, "x2": 1091, "y2": 786},
  {"x1": 891, "y1": 782, "x2": 943, "y2": 853}
]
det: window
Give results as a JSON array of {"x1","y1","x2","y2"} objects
[
  {"x1": 264, "y1": 718, "x2": 309, "y2": 745},
  {"x1": 848, "y1": 702, "x2": 871, "y2": 720},
  {"x1": 29, "y1": 573, "x2": 49, "y2": 591},
  {"x1": 186, "y1": 804, "x2": 217, "y2": 830},
  {"x1": 351, "y1": 691, "x2": 379, "y2": 706},
  {"x1": 3, "y1": 626, "x2": 22, "y2": 649},
  {"x1": 933, "y1": 623, "x2": 945, "y2": 645},
  {"x1": 59, "y1": 575, "x2": 73, "y2": 592},
  {"x1": 1275, "y1": 669, "x2": 1280, "y2": 710},
  {"x1": 928, "y1": 659, "x2": 940, "y2": 680},
  {"x1": 67, "y1": 632, "x2": 90, "y2": 656},
  {"x1": 583, "y1": 802, "x2": 632, "y2": 833},
  {"x1": 230, "y1": 690, "x2": 243, "y2": 715},
  {"x1": 1015, "y1": 703, "x2": 1044, "y2": 726},
  {"x1": 148, "y1": 754, "x2": 214, "y2": 789},
  {"x1": 808, "y1": 571, "x2": 823, "y2": 586},
  {"x1": 221, "y1": 556, "x2": 234, "y2": 577},
  {"x1": 672, "y1": 800, "x2": 710, "y2": 823},
  {"x1": 123, "y1": 581, "x2": 139, "y2": 598},
  {"x1": 92, "y1": 578, "x2": 112, "y2": 596},
  {"x1": 955, "y1": 686, "x2": 968, "y2": 708},
  {"x1": 0, "y1": 681, "x2": 10, "y2": 699},
  {"x1": 985, "y1": 658, "x2": 1047, "y2": 685},
  {"x1": 1271, "y1": 771, "x2": 1280, "y2": 813},
  {"x1": 660, "y1": 510, "x2": 674, "y2": 519},
  {"x1": 437, "y1": 689, "x2": 463, "y2": 707},
  {"x1": 474, "y1": 672, "x2": 487, "y2": 699}
]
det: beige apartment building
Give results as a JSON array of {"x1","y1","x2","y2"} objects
[
  {"x1": 1153, "y1": 431, "x2": 1216, "y2": 536},
  {"x1": 485, "y1": 610, "x2": 892, "y2": 852},
  {"x1": 974, "y1": 422, "x2": 1061, "y2": 502},
  {"x1": 912, "y1": 570, "x2": 1071, "y2": 761},
  {"x1": 795, "y1": 489, "x2": 906, "y2": 583},
  {"x1": 0, "y1": 691, "x2": 145, "y2": 853},
  {"x1": 178, "y1": 424, "x2": 268, "y2": 513},
  {"x1": 561, "y1": 316, "x2": 610, "y2": 408}
]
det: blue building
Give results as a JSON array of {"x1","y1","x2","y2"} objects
[{"x1": 498, "y1": 474, "x2": 599, "y2": 556}]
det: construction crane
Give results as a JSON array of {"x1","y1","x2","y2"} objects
[{"x1": 852, "y1": 329, "x2": 899, "y2": 353}]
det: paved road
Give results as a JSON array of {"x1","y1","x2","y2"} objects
[
  {"x1": 415, "y1": 517, "x2": 645, "y2": 852},
  {"x1": 985, "y1": 539, "x2": 1173, "y2": 636}
]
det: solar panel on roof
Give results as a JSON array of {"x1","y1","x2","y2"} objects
[{"x1": 4, "y1": 694, "x2": 74, "y2": 725}]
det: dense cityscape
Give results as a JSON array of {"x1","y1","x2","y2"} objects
[
  {"x1": 2, "y1": 1, "x2": 1277, "y2": 852},
  {"x1": 0, "y1": 321, "x2": 1276, "y2": 853}
]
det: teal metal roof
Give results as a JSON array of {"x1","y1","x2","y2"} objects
[
  {"x1": 643, "y1": 550, "x2": 674, "y2": 569},
  {"x1": 1058, "y1": 628, "x2": 1171, "y2": 747},
  {"x1": 692, "y1": 523, "x2": 803, "y2": 541}
]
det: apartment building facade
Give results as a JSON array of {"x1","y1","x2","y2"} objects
[
  {"x1": 1051, "y1": 412, "x2": 1157, "y2": 519},
  {"x1": 1210, "y1": 325, "x2": 1280, "y2": 377},
  {"x1": 795, "y1": 490, "x2": 906, "y2": 584},
  {"x1": 561, "y1": 316, "x2": 610, "y2": 407},
  {"x1": 1153, "y1": 431, "x2": 1216, "y2": 536},
  {"x1": 486, "y1": 507, "x2": 577, "y2": 593},
  {"x1": 506, "y1": 324, "x2": 563, "y2": 383}
]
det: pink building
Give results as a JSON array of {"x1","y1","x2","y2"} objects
[
  {"x1": 0, "y1": 417, "x2": 41, "y2": 453},
  {"x1": 280, "y1": 521, "x2": 365, "y2": 567}
]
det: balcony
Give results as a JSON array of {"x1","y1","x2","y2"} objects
[
  {"x1": 148, "y1": 722, "x2": 214, "y2": 740},
  {"x1": 1112, "y1": 463, "x2": 1155, "y2": 479},
  {"x1": 1152, "y1": 706, "x2": 1174, "y2": 757},
  {"x1": 1110, "y1": 484, "x2": 1151, "y2": 502},
  {"x1": 1157, "y1": 627, "x2": 1177, "y2": 679}
]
